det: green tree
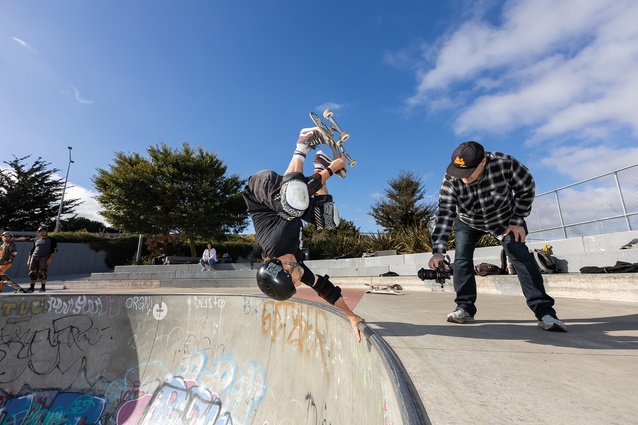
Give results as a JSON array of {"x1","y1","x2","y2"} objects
[
  {"x1": 303, "y1": 219, "x2": 368, "y2": 259},
  {"x1": 93, "y1": 142, "x2": 248, "y2": 256},
  {"x1": 0, "y1": 155, "x2": 81, "y2": 231},
  {"x1": 62, "y1": 216, "x2": 115, "y2": 233},
  {"x1": 368, "y1": 170, "x2": 435, "y2": 233}
]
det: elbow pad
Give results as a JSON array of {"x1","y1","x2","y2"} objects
[
  {"x1": 300, "y1": 263, "x2": 315, "y2": 286},
  {"x1": 313, "y1": 274, "x2": 342, "y2": 305}
]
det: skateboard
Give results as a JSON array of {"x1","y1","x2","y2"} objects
[
  {"x1": 0, "y1": 274, "x2": 27, "y2": 293},
  {"x1": 365, "y1": 283, "x2": 404, "y2": 295},
  {"x1": 309, "y1": 109, "x2": 356, "y2": 178}
]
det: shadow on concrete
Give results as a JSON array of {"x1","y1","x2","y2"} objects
[{"x1": 369, "y1": 313, "x2": 638, "y2": 350}]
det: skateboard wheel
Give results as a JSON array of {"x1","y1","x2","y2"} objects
[
  {"x1": 349, "y1": 160, "x2": 357, "y2": 167},
  {"x1": 323, "y1": 109, "x2": 333, "y2": 119},
  {"x1": 340, "y1": 132, "x2": 349, "y2": 142},
  {"x1": 337, "y1": 140, "x2": 344, "y2": 147}
]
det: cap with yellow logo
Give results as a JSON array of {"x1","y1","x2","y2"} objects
[{"x1": 446, "y1": 141, "x2": 485, "y2": 178}]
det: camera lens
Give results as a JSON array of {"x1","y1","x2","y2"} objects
[{"x1": 417, "y1": 268, "x2": 437, "y2": 281}]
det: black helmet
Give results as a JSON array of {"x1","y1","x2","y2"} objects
[
  {"x1": 2, "y1": 231, "x2": 12, "y2": 237},
  {"x1": 256, "y1": 259, "x2": 296, "y2": 300},
  {"x1": 37, "y1": 225, "x2": 48, "y2": 232}
]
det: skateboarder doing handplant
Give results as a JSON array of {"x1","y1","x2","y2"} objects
[{"x1": 243, "y1": 127, "x2": 365, "y2": 342}]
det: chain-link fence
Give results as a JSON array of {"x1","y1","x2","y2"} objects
[{"x1": 527, "y1": 163, "x2": 638, "y2": 241}]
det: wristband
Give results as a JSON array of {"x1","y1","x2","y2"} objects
[{"x1": 326, "y1": 167, "x2": 334, "y2": 176}]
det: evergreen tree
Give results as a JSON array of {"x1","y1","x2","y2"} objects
[
  {"x1": 368, "y1": 170, "x2": 435, "y2": 233},
  {"x1": 0, "y1": 155, "x2": 81, "y2": 231}
]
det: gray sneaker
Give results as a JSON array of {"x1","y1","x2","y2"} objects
[
  {"x1": 446, "y1": 308, "x2": 474, "y2": 324},
  {"x1": 297, "y1": 128, "x2": 325, "y2": 150},
  {"x1": 538, "y1": 314, "x2": 567, "y2": 332}
]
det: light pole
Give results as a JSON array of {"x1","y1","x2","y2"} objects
[{"x1": 54, "y1": 146, "x2": 74, "y2": 232}]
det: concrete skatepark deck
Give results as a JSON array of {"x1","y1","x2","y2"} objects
[{"x1": 0, "y1": 292, "x2": 428, "y2": 424}]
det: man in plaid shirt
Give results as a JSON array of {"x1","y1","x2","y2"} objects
[{"x1": 428, "y1": 141, "x2": 567, "y2": 332}]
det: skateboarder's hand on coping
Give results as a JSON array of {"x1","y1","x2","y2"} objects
[
  {"x1": 333, "y1": 297, "x2": 365, "y2": 342},
  {"x1": 349, "y1": 314, "x2": 365, "y2": 343}
]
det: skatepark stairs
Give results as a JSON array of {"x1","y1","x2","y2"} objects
[{"x1": 76, "y1": 230, "x2": 638, "y2": 302}]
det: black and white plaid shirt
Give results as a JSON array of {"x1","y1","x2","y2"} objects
[{"x1": 431, "y1": 152, "x2": 535, "y2": 254}]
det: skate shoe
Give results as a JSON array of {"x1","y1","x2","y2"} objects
[
  {"x1": 297, "y1": 127, "x2": 326, "y2": 151},
  {"x1": 538, "y1": 314, "x2": 567, "y2": 332},
  {"x1": 446, "y1": 307, "x2": 474, "y2": 324},
  {"x1": 313, "y1": 150, "x2": 332, "y2": 174}
]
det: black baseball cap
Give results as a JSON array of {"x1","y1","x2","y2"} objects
[{"x1": 446, "y1": 141, "x2": 485, "y2": 178}]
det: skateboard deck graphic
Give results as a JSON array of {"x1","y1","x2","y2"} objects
[
  {"x1": 365, "y1": 283, "x2": 404, "y2": 295},
  {"x1": 309, "y1": 109, "x2": 356, "y2": 178}
]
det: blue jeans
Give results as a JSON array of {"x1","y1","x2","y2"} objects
[
  {"x1": 200, "y1": 259, "x2": 216, "y2": 268},
  {"x1": 452, "y1": 218, "x2": 556, "y2": 320}
]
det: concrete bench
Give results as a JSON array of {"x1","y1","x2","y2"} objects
[{"x1": 164, "y1": 256, "x2": 200, "y2": 265}]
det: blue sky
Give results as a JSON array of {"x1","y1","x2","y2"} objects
[{"x1": 2, "y1": 0, "x2": 638, "y2": 234}]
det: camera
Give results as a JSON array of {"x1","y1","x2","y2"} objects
[{"x1": 418, "y1": 261, "x2": 452, "y2": 285}]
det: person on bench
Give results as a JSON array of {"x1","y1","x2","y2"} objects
[{"x1": 200, "y1": 243, "x2": 217, "y2": 271}]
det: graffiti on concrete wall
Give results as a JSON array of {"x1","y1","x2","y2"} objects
[
  {"x1": 0, "y1": 294, "x2": 374, "y2": 425},
  {"x1": 0, "y1": 295, "x2": 267, "y2": 424}
]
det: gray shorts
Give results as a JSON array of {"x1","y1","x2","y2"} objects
[{"x1": 29, "y1": 256, "x2": 48, "y2": 270}]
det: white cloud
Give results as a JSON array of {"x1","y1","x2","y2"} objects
[
  {"x1": 70, "y1": 85, "x2": 95, "y2": 105},
  {"x1": 64, "y1": 183, "x2": 108, "y2": 224},
  {"x1": 540, "y1": 144, "x2": 638, "y2": 181},
  {"x1": 405, "y1": 0, "x2": 638, "y2": 178},
  {"x1": 11, "y1": 36, "x2": 38, "y2": 54},
  {"x1": 317, "y1": 102, "x2": 345, "y2": 112}
]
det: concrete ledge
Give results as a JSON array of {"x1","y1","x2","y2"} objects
[
  {"x1": 79, "y1": 271, "x2": 638, "y2": 303},
  {"x1": 329, "y1": 273, "x2": 638, "y2": 303},
  {"x1": 82, "y1": 231, "x2": 638, "y2": 302},
  {"x1": 65, "y1": 279, "x2": 161, "y2": 290}
]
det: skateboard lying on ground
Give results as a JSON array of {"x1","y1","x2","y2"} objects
[
  {"x1": 309, "y1": 109, "x2": 356, "y2": 178},
  {"x1": 365, "y1": 283, "x2": 404, "y2": 295},
  {"x1": 0, "y1": 274, "x2": 26, "y2": 293}
]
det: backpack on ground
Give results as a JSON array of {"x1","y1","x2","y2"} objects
[
  {"x1": 500, "y1": 245, "x2": 559, "y2": 274},
  {"x1": 531, "y1": 246, "x2": 559, "y2": 273}
]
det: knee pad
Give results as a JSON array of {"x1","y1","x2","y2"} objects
[
  {"x1": 275, "y1": 172, "x2": 309, "y2": 220},
  {"x1": 312, "y1": 195, "x2": 340, "y2": 230},
  {"x1": 38, "y1": 269, "x2": 47, "y2": 280},
  {"x1": 29, "y1": 270, "x2": 38, "y2": 280}
]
